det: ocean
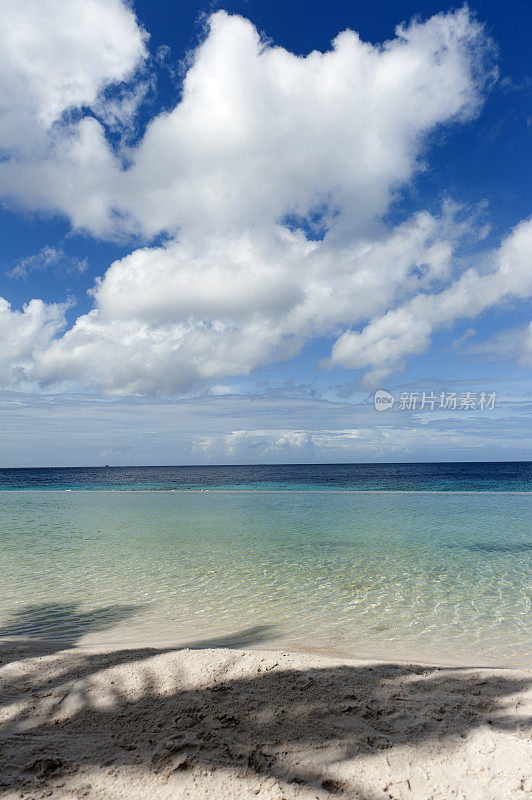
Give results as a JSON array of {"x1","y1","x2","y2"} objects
[
  {"x1": 0, "y1": 463, "x2": 530, "y2": 667},
  {"x1": 1, "y1": 461, "x2": 531, "y2": 491}
]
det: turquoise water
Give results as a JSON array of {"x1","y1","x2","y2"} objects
[{"x1": 0, "y1": 490, "x2": 530, "y2": 666}]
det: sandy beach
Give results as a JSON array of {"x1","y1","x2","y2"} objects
[{"x1": 0, "y1": 641, "x2": 530, "y2": 800}]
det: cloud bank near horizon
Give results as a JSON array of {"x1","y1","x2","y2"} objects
[{"x1": 0, "y1": 1, "x2": 530, "y2": 396}]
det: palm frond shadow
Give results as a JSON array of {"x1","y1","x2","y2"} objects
[{"x1": 0, "y1": 630, "x2": 530, "y2": 798}]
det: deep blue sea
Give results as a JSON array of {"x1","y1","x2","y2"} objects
[{"x1": 0, "y1": 461, "x2": 531, "y2": 491}]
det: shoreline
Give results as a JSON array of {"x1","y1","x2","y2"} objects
[
  {"x1": 1, "y1": 641, "x2": 530, "y2": 799},
  {"x1": 2, "y1": 634, "x2": 530, "y2": 672}
]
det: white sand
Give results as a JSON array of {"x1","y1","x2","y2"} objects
[{"x1": 0, "y1": 641, "x2": 530, "y2": 800}]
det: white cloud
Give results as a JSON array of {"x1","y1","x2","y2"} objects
[
  {"x1": 0, "y1": 386, "x2": 531, "y2": 466},
  {"x1": 7, "y1": 246, "x2": 87, "y2": 279},
  {"x1": 455, "y1": 320, "x2": 532, "y2": 368},
  {"x1": 1, "y1": 6, "x2": 492, "y2": 239},
  {"x1": 191, "y1": 417, "x2": 529, "y2": 463},
  {"x1": 0, "y1": 0, "x2": 147, "y2": 232},
  {"x1": 0, "y1": 298, "x2": 67, "y2": 386},
  {"x1": 2, "y1": 4, "x2": 530, "y2": 396},
  {"x1": 327, "y1": 217, "x2": 532, "y2": 384},
  {"x1": 110, "y1": 8, "x2": 490, "y2": 239},
  {"x1": 0, "y1": 0, "x2": 146, "y2": 132},
  {"x1": 32, "y1": 206, "x2": 486, "y2": 393},
  {"x1": 193, "y1": 427, "x2": 369, "y2": 460}
]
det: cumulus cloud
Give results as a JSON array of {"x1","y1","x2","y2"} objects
[
  {"x1": 112, "y1": 8, "x2": 491, "y2": 239},
  {"x1": 191, "y1": 419, "x2": 522, "y2": 463},
  {"x1": 193, "y1": 427, "x2": 368, "y2": 460},
  {"x1": 0, "y1": 0, "x2": 146, "y2": 133},
  {"x1": 32, "y1": 207, "x2": 486, "y2": 393},
  {"x1": 2, "y1": 4, "x2": 529, "y2": 395},
  {"x1": 0, "y1": 6, "x2": 491, "y2": 237},
  {"x1": 0, "y1": 0, "x2": 147, "y2": 232},
  {"x1": 0, "y1": 298, "x2": 67, "y2": 386}
]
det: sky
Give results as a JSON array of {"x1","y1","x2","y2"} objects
[{"x1": 0, "y1": 0, "x2": 530, "y2": 466}]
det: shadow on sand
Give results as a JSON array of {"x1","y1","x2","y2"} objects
[{"x1": 0, "y1": 604, "x2": 530, "y2": 798}]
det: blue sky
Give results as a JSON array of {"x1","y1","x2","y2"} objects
[{"x1": 0, "y1": 0, "x2": 530, "y2": 466}]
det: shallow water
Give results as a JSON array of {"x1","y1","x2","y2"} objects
[{"x1": 0, "y1": 490, "x2": 530, "y2": 666}]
